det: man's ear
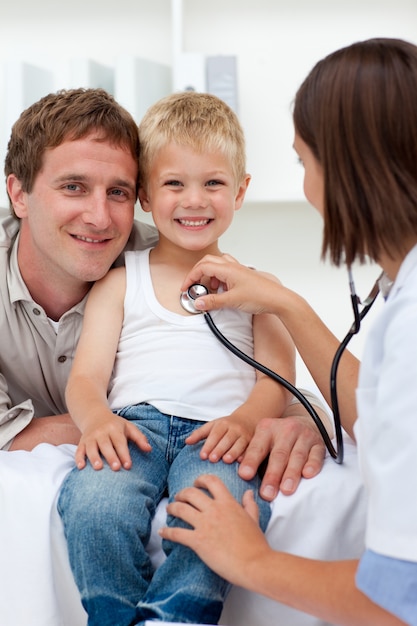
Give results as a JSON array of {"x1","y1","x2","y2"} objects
[
  {"x1": 234, "y1": 173, "x2": 251, "y2": 212},
  {"x1": 138, "y1": 187, "x2": 151, "y2": 213},
  {"x1": 7, "y1": 175, "x2": 28, "y2": 218}
]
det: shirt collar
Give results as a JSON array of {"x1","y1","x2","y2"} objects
[
  {"x1": 7, "y1": 232, "x2": 34, "y2": 305},
  {"x1": 386, "y1": 243, "x2": 417, "y2": 301}
]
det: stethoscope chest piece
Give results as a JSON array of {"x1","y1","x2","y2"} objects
[{"x1": 180, "y1": 283, "x2": 209, "y2": 314}]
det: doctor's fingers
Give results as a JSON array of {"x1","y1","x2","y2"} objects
[
  {"x1": 168, "y1": 478, "x2": 264, "y2": 549},
  {"x1": 181, "y1": 255, "x2": 245, "y2": 292},
  {"x1": 171, "y1": 474, "x2": 237, "y2": 513}
]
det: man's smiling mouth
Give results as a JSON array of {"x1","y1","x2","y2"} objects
[{"x1": 73, "y1": 235, "x2": 110, "y2": 243}]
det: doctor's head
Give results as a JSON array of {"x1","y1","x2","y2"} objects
[{"x1": 293, "y1": 37, "x2": 417, "y2": 268}]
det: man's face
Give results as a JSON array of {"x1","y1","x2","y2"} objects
[{"x1": 11, "y1": 133, "x2": 137, "y2": 289}]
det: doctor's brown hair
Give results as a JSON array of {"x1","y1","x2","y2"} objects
[
  {"x1": 5, "y1": 88, "x2": 140, "y2": 215},
  {"x1": 293, "y1": 38, "x2": 417, "y2": 267}
]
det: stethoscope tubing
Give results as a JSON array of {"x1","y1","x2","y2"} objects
[
  {"x1": 203, "y1": 311, "x2": 341, "y2": 462},
  {"x1": 181, "y1": 272, "x2": 382, "y2": 465},
  {"x1": 329, "y1": 290, "x2": 380, "y2": 463}
]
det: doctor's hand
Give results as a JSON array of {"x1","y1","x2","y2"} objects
[
  {"x1": 160, "y1": 474, "x2": 268, "y2": 590},
  {"x1": 181, "y1": 253, "x2": 287, "y2": 316}
]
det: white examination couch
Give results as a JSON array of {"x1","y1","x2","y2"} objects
[{"x1": 0, "y1": 435, "x2": 366, "y2": 626}]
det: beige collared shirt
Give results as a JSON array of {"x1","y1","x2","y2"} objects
[{"x1": 0, "y1": 207, "x2": 158, "y2": 449}]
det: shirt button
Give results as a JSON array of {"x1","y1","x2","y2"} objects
[
  {"x1": 57, "y1": 355, "x2": 67, "y2": 363},
  {"x1": 33, "y1": 308, "x2": 41, "y2": 316}
]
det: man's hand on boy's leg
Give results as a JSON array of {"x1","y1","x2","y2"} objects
[{"x1": 238, "y1": 413, "x2": 327, "y2": 500}]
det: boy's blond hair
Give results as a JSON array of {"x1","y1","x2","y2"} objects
[{"x1": 138, "y1": 91, "x2": 246, "y2": 190}]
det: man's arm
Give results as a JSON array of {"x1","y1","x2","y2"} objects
[
  {"x1": 0, "y1": 369, "x2": 80, "y2": 451},
  {"x1": 8, "y1": 414, "x2": 81, "y2": 451}
]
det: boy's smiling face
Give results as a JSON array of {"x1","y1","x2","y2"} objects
[{"x1": 139, "y1": 142, "x2": 250, "y2": 257}]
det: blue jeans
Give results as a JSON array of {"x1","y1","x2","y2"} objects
[{"x1": 58, "y1": 404, "x2": 271, "y2": 626}]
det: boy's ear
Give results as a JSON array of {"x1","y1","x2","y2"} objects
[
  {"x1": 138, "y1": 187, "x2": 151, "y2": 213},
  {"x1": 234, "y1": 174, "x2": 251, "y2": 211}
]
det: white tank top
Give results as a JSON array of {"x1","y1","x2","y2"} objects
[{"x1": 107, "y1": 249, "x2": 256, "y2": 421}]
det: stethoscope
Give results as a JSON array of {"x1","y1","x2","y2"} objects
[{"x1": 180, "y1": 271, "x2": 383, "y2": 464}]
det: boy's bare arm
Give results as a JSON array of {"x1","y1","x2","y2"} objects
[{"x1": 66, "y1": 268, "x2": 151, "y2": 471}]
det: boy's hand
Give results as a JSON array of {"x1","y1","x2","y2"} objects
[
  {"x1": 185, "y1": 415, "x2": 254, "y2": 464},
  {"x1": 188, "y1": 412, "x2": 327, "y2": 500},
  {"x1": 75, "y1": 412, "x2": 151, "y2": 471}
]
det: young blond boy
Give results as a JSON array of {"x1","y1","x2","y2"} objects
[{"x1": 58, "y1": 92, "x2": 295, "y2": 626}]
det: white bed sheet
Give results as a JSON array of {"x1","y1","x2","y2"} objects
[{"x1": 0, "y1": 437, "x2": 366, "y2": 626}]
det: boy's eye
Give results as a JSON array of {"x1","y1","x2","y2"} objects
[
  {"x1": 166, "y1": 179, "x2": 182, "y2": 187},
  {"x1": 207, "y1": 179, "x2": 223, "y2": 187}
]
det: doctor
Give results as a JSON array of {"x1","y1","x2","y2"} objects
[{"x1": 161, "y1": 37, "x2": 417, "y2": 626}]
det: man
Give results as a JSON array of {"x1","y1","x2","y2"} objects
[
  {"x1": 1, "y1": 88, "x2": 157, "y2": 450},
  {"x1": 1, "y1": 87, "x2": 328, "y2": 498}
]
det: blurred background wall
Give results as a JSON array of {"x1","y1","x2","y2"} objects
[{"x1": 1, "y1": 0, "x2": 415, "y2": 392}]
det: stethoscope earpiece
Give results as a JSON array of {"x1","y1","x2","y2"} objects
[{"x1": 180, "y1": 283, "x2": 209, "y2": 314}]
